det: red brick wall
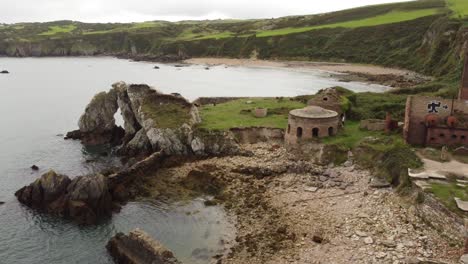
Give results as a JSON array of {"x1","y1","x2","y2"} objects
[
  {"x1": 404, "y1": 96, "x2": 468, "y2": 146},
  {"x1": 426, "y1": 127, "x2": 468, "y2": 146}
]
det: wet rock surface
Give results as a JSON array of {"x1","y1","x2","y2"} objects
[
  {"x1": 141, "y1": 143, "x2": 462, "y2": 264},
  {"x1": 107, "y1": 229, "x2": 181, "y2": 264},
  {"x1": 15, "y1": 170, "x2": 113, "y2": 224}
]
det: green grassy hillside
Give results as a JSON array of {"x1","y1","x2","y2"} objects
[
  {"x1": 0, "y1": 0, "x2": 467, "y2": 96},
  {"x1": 447, "y1": 0, "x2": 468, "y2": 18}
]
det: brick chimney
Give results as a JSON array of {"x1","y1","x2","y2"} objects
[{"x1": 459, "y1": 52, "x2": 468, "y2": 100}]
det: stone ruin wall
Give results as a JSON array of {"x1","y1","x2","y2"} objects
[{"x1": 285, "y1": 114, "x2": 340, "y2": 145}]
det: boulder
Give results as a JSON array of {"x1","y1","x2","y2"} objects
[
  {"x1": 15, "y1": 171, "x2": 113, "y2": 225},
  {"x1": 15, "y1": 170, "x2": 71, "y2": 208},
  {"x1": 0, "y1": 201, "x2": 5, "y2": 205},
  {"x1": 31, "y1": 165, "x2": 39, "y2": 171},
  {"x1": 107, "y1": 229, "x2": 181, "y2": 264},
  {"x1": 67, "y1": 174, "x2": 113, "y2": 222},
  {"x1": 77, "y1": 89, "x2": 123, "y2": 145},
  {"x1": 0, "y1": 70, "x2": 9, "y2": 74}
]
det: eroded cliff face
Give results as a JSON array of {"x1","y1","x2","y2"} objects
[{"x1": 66, "y1": 81, "x2": 239, "y2": 156}]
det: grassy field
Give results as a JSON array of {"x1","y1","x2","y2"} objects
[
  {"x1": 256, "y1": 8, "x2": 442, "y2": 37},
  {"x1": 141, "y1": 102, "x2": 192, "y2": 129},
  {"x1": 427, "y1": 182, "x2": 468, "y2": 213},
  {"x1": 198, "y1": 98, "x2": 305, "y2": 130},
  {"x1": 38, "y1": 25, "x2": 76, "y2": 36},
  {"x1": 447, "y1": 0, "x2": 468, "y2": 19},
  {"x1": 322, "y1": 121, "x2": 382, "y2": 149}
]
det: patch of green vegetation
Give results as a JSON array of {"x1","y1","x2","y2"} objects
[
  {"x1": 378, "y1": 143, "x2": 423, "y2": 187},
  {"x1": 141, "y1": 102, "x2": 191, "y2": 129},
  {"x1": 199, "y1": 98, "x2": 306, "y2": 130},
  {"x1": 255, "y1": 8, "x2": 442, "y2": 37},
  {"x1": 447, "y1": 0, "x2": 468, "y2": 19},
  {"x1": 192, "y1": 32, "x2": 234, "y2": 40},
  {"x1": 322, "y1": 121, "x2": 381, "y2": 149},
  {"x1": 38, "y1": 25, "x2": 76, "y2": 36},
  {"x1": 346, "y1": 92, "x2": 407, "y2": 121},
  {"x1": 427, "y1": 182, "x2": 468, "y2": 212}
]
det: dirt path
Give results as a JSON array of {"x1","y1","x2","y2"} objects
[{"x1": 420, "y1": 157, "x2": 468, "y2": 178}]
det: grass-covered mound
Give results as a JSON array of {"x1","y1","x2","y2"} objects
[
  {"x1": 141, "y1": 94, "x2": 193, "y2": 129},
  {"x1": 198, "y1": 98, "x2": 305, "y2": 131}
]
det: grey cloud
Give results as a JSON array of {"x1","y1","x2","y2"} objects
[{"x1": 0, "y1": 0, "x2": 414, "y2": 23}]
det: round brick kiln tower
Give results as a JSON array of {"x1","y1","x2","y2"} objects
[{"x1": 285, "y1": 106, "x2": 340, "y2": 145}]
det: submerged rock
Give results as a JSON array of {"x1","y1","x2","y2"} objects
[
  {"x1": 107, "y1": 229, "x2": 181, "y2": 264},
  {"x1": 15, "y1": 170, "x2": 113, "y2": 224}
]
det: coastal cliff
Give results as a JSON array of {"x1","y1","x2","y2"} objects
[
  {"x1": 1, "y1": 0, "x2": 467, "y2": 87},
  {"x1": 66, "y1": 81, "x2": 239, "y2": 156}
]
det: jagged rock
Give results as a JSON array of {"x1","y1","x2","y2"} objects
[
  {"x1": 113, "y1": 81, "x2": 141, "y2": 136},
  {"x1": 79, "y1": 89, "x2": 118, "y2": 133},
  {"x1": 15, "y1": 171, "x2": 113, "y2": 225},
  {"x1": 68, "y1": 81, "x2": 241, "y2": 156},
  {"x1": 67, "y1": 174, "x2": 113, "y2": 224},
  {"x1": 116, "y1": 128, "x2": 152, "y2": 156},
  {"x1": 190, "y1": 137, "x2": 206, "y2": 155},
  {"x1": 370, "y1": 177, "x2": 391, "y2": 188},
  {"x1": 15, "y1": 170, "x2": 71, "y2": 208},
  {"x1": 77, "y1": 88, "x2": 124, "y2": 145},
  {"x1": 107, "y1": 229, "x2": 181, "y2": 264}
]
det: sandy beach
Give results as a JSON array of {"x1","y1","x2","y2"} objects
[{"x1": 185, "y1": 58, "x2": 418, "y2": 76}]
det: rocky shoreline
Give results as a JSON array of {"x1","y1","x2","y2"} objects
[{"x1": 14, "y1": 81, "x2": 463, "y2": 263}]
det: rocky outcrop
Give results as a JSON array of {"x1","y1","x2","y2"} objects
[
  {"x1": 67, "y1": 81, "x2": 239, "y2": 156},
  {"x1": 15, "y1": 170, "x2": 113, "y2": 224},
  {"x1": 107, "y1": 229, "x2": 181, "y2": 264}
]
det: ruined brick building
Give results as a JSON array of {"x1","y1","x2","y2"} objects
[
  {"x1": 404, "y1": 55, "x2": 468, "y2": 147},
  {"x1": 285, "y1": 88, "x2": 342, "y2": 145}
]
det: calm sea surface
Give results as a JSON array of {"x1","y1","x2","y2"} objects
[{"x1": 0, "y1": 57, "x2": 389, "y2": 264}]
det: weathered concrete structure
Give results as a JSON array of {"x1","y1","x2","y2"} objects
[
  {"x1": 285, "y1": 106, "x2": 340, "y2": 145},
  {"x1": 404, "y1": 55, "x2": 468, "y2": 146},
  {"x1": 307, "y1": 88, "x2": 344, "y2": 119}
]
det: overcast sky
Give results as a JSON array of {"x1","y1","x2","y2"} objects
[{"x1": 1, "y1": 0, "x2": 414, "y2": 24}]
